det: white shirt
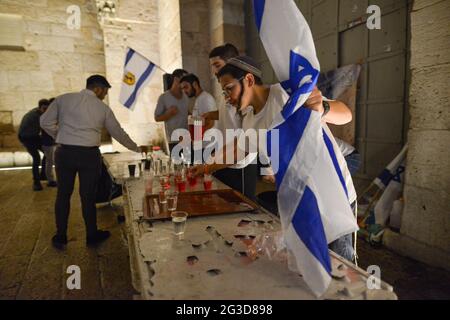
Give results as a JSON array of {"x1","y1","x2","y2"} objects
[
  {"x1": 242, "y1": 83, "x2": 357, "y2": 203},
  {"x1": 193, "y1": 91, "x2": 217, "y2": 117},
  {"x1": 40, "y1": 89, "x2": 138, "y2": 151}
]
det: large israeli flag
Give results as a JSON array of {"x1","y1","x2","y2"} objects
[
  {"x1": 119, "y1": 47, "x2": 156, "y2": 110},
  {"x1": 254, "y1": 0, "x2": 359, "y2": 297}
]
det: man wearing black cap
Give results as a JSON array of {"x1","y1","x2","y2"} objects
[{"x1": 41, "y1": 74, "x2": 147, "y2": 249}]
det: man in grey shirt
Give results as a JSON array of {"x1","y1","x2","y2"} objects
[
  {"x1": 40, "y1": 74, "x2": 146, "y2": 248},
  {"x1": 154, "y1": 69, "x2": 189, "y2": 153}
]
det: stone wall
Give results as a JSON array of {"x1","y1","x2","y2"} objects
[
  {"x1": 158, "y1": 0, "x2": 182, "y2": 73},
  {"x1": 208, "y1": 0, "x2": 245, "y2": 101},
  {"x1": 180, "y1": 0, "x2": 211, "y2": 92},
  {"x1": 0, "y1": 0, "x2": 105, "y2": 151},
  {"x1": 100, "y1": 0, "x2": 165, "y2": 151},
  {"x1": 383, "y1": 0, "x2": 450, "y2": 271}
]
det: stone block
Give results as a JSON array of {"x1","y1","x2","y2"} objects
[
  {"x1": 0, "y1": 151, "x2": 14, "y2": 167},
  {"x1": 82, "y1": 53, "x2": 106, "y2": 73},
  {"x1": 0, "y1": 71, "x2": 8, "y2": 92},
  {"x1": 40, "y1": 35, "x2": 74, "y2": 52},
  {"x1": 2, "y1": 133, "x2": 21, "y2": 149},
  {"x1": 401, "y1": 184, "x2": 450, "y2": 253},
  {"x1": 38, "y1": 51, "x2": 83, "y2": 72},
  {"x1": 383, "y1": 229, "x2": 450, "y2": 272},
  {"x1": 7, "y1": 71, "x2": 31, "y2": 90},
  {"x1": 405, "y1": 130, "x2": 450, "y2": 192},
  {"x1": 410, "y1": 0, "x2": 450, "y2": 69},
  {"x1": 25, "y1": 20, "x2": 51, "y2": 35},
  {"x1": 409, "y1": 64, "x2": 450, "y2": 131},
  {"x1": 0, "y1": 111, "x2": 13, "y2": 133},
  {"x1": 0, "y1": 51, "x2": 40, "y2": 71},
  {"x1": 0, "y1": 93, "x2": 24, "y2": 112},
  {"x1": 28, "y1": 71, "x2": 55, "y2": 91},
  {"x1": 0, "y1": 13, "x2": 25, "y2": 49},
  {"x1": 14, "y1": 151, "x2": 32, "y2": 166}
]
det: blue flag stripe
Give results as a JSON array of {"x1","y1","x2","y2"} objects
[
  {"x1": 253, "y1": 0, "x2": 266, "y2": 33},
  {"x1": 271, "y1": 105, "x2": 312, "y2": 190},
  {"x1": 292, "y1": 186, "x2": 332, "y2": 274},
  {"x1": 322, "y1": 129, "x2": 348, "y2": 198},
  {"x1": 124, "y1": 62, "x2": 155, "y2": 109},
  {"x1": 125, "y1": 48, "x2": 135, "y2": 66},
  {"x1": 377, "y1": 169, "x2": 393, "y2": 187}
]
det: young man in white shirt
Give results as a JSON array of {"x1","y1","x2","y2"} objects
[
  {"x1": 180, "y1": 73, "x2": 217, "y2": 132},
  {"x1": 190, "y1": 56, "x2": 356, "y2": 261},
  {"x1": 199, "y1": 44, "x2": 258, "y2": 200}
]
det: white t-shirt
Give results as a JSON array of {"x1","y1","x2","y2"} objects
[
  {"x1": 193, "y1": 91, "x2": 217, "y2": 116},
  {"x1": 242, "y1": 83, "x2": 357, "y2": 203}
]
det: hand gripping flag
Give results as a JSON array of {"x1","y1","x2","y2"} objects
[
  {"x1": 119, "y1": 47, "x2": 156, "y2": 110},
  {"x1": 253, "y1": 0, "x2": 359, "y2": 297}
]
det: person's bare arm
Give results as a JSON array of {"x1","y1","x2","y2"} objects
[
  {"x1": 155, "y1": 106, "x2": 178, "y2": 122},
  {"x1": 202, "y1": 111, "x2": 219, "y2": 121},
  {"x1": 190, "y1": 137, "x2": 250, "y2": 176},
  {"x1": 304, "y1": 86, "x2": 352, "y2": 125}
]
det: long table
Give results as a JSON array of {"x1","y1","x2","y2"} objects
[{"x1": 103, "y1": 152, "x2": 398, "y2": 300}]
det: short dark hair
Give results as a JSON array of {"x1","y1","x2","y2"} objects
[
  {"x1": 217, "y1": 58, "x2": 263, "y2": 85},
  {"x1": 172, "y1": 69, "x2": 188, "y2": 79},
  {"x1": 180, "y1": 73, "x2": 200, "y2": 87},
  {"x1": 38, "y1": 99, "x2": 49, "y2": 108},
  {"x1": 86, "y1": 74, "x2": 111, "y2": 89},
  {"x1": 48, "y1": 97, "x2": 55, "y2": 104},
  {"x1": 209, "y1": 43, "x2": 239, "y2": 61}
]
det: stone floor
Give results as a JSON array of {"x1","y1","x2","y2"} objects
[
  {"x1": 0, "y1": 169, "x2": 135, "y2": 299},
  {"x1": 0, "y1": 169, "x2": 449, "y2": 300}
]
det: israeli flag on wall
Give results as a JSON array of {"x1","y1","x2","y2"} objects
[
  {"x1": 119, "y1": 47, "x2": 156, "y2": 110},
  {"x1": 254, "y1": 0, "x2": 358, "y2": 297}
]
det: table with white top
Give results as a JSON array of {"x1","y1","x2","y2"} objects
[{"x1": 103, "y1": 152, "x2": 398, "y2": 300}]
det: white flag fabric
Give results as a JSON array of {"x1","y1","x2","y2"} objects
[
  {"x1": 119, "y1": 47, "x2": 156, "y2": 110},
  {"x1": 374, "y1": 146, "x2": 407, "y2": 226},
  {"x1": 374, "y1": 145, "x2": 408, "y2": 190},
  {"x1": 253, "y1": 0, "x2": 358, "y2": 297}
]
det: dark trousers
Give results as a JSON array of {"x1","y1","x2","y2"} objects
[
  {"x1": 55, "y1": 145, "x2": 102, "y2": 238},
  {"x1": 213, "y1": 164, "x2": 258, "y2": 201},
  {"x1": 19, "y1": 136, "x2": 45, "y2": 182}
]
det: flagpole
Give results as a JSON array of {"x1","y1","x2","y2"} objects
[{"x1": 127, "y1": 46, "x2": 170, "y2": 74}]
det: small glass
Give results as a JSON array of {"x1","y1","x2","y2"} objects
[
  {"x1": 159, "y1": 175, "x2": 170, "y2": 190},
  {"x1": 142, "y1": 172, "x2": 153, "y2": 194},
  {"x1": 128, "y1": 163, "x2": 136, "y2": 177},
  {"x1": 203, "y1": 173, "x2": 213, "y2": 191},
  {"x1": 167, "y1": 191, "x2": 179, "y2": 212},
  {"x1": 158, "y1": 189, "x2": 167, "y2": 204},
  {"x1": 171, "y1": 211, "x2": 188, "y2": 238}
]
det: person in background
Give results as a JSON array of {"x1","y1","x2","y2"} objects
[
  {"x1": 191, "y1": 56, "x2": 356, "y2": 262},
  {"x1": 18, "y1": 99, "x2": 49, "y2": 191},
  {"x1": 180, "y1": 73, "x2": 217, "y2": 132},
  {"x1": 40, "y1": 97, "x2": 57, "y2": 188},
  {"x1": 202, "y1": 44, "x2": 258, "y2": 200},
  {"x1": 154, "y1": 69, "x2": 189, "y2": 153},
  {"x1": 41, "y1": 75, "x2": 147, "y2": 249}
]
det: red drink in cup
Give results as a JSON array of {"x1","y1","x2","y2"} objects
[
  {"x1": 203, "y1": 174, "x2": 212, "y2": 191},
  {"x1": 188, "y1": 116, "x2": 205, "y2": 141},
  {"x1": 177, "y1": 180, "x2": 186, "y2": 192}
]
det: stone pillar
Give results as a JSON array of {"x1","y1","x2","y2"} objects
[
  {"x1": 179, "y1": 0, "x2": 211, "y2": 91},
  {"x1": 383, "y1": 0, "x2": 450, "y2": 271},
  {"x1": 208, "y1": 0, "x2": 245, "y2": 100},
  {"x1": 158, "y1": 0, "x2": 182, "y2": 73},
  {"x1": 98, "y1": 0, "x2": 165, "y2": 151}
]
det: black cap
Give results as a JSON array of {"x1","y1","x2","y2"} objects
[{"x1": 86, "y1": 74, "x2": 111, "y2": 89}]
